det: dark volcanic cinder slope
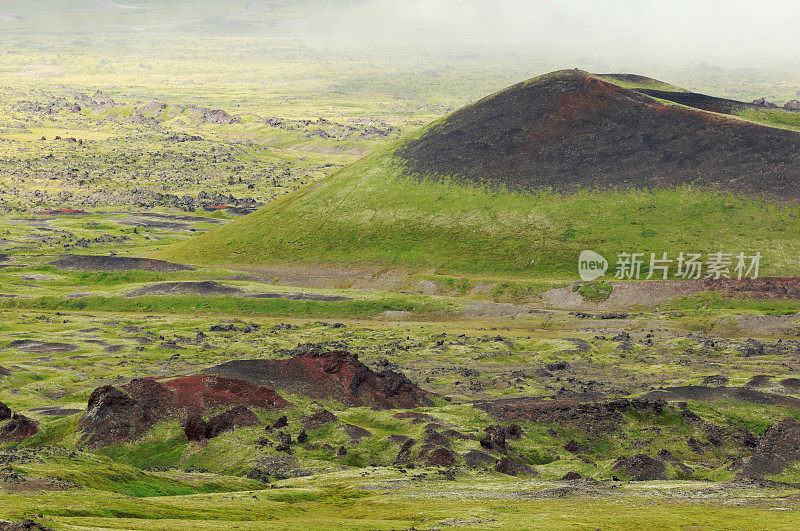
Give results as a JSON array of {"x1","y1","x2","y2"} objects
[
  {"x1": 397, "y1": 69, "x2": 800, "y2": 198},
  {"x1": 635, "y1": 89, "x2": 777, "y2": 116},
  {"x1": 210, "y1": 351, "x2": 432, "y2": 410}
]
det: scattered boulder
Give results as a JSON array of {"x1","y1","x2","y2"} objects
[
  {"x1": 562, "y1": 471, "x2": 582, "y2": 480},
  {"x1": 425, "y1": 447, "x2": 456, "y2": 467},
  {"x1": 210, "y1": 351, "x2": 432, "y2": 409},
  {"x1": 0, "y1": 520, "x2": 55, "y2": 531},
  {"x1": 753, "y1": 97, "x2": 778, "y2": 108},
  {"x1": 495, "y1": 457, "x2": 536, "y2": 476},
  {"x1": 80, "y1": 375, "x2": 288, "y2": 447},
  {"x1": 393, "y1": 438, "x2": 415, "y2": 465},
  {"x1": 746, "y1": 375, "x2": 772, "y2": 388},
  {"x1": 779, "y1": 378, "x2": 800, "y2": 391},
  {"x1": 273, "y1": 415, "x2": 288, "y2": 429},
  {"x1": 0, "y1": 366, "x2": 10, "y2": 377},
  {"x1": 740, "y1": 418, "x2": 800, "y2": 478},
  {"x1": 248, "y1": 455, "x2": 310, "y2": 482},
  {"x1": 299, "y1": 410, "x2": 338, "y2": 430},
  {"x1": 78, "y1": 385, "x2": 140, "y2": 447},
  {"x1": 204, "y1": 406, "x2": 259, "y2": 438},
  {"x1": 612, "y1": 454, "x2": 667, "y2": 480},
  {"x1": 387, "y1": 434, "x2": 412, "y2": 445},
  {"x1": 464, "y1": 450, "x2": 496, "y2": 469},
  {"x1": 276, "y1": 431, "x2": 292, "y2": 453},
  {"x1": 0, "y1": 402, "x2": 10, "y2": 421},
  {"x1": 563, "y1": 440, "x2": 587, "y2": 454},
  {"x1": 701, "y1": 375, "x2": 729, "y2": 386},
  {"x1": 477, "y1": 398, "x2": 666, "y2": 435},
  {"x1": 480, "y1": 425, "x2": 521, "y2": 452},
  {"x1": 297, "y1": 430, "x2": 308, "y2": 444},
  {"x1": 0, "y1": 413, "x2": 39, "y2": 442},
  {"x1": 340, "y1": 423, "x2": 371, "y2": 443}
]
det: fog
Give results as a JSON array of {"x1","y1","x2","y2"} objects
[
  {"x1": 3, "y1": 0, "x2": 800, "y2": 68},
  {"x1": 299, "y1": 0, "x2": 800, "y2": 67}
]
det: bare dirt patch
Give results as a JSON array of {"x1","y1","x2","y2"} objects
[
  {"x1": 5, "y1": 340, "x2": 77, "y2": 353},
  {"x1": 541, "y1": 280, "x2": 704, "y2": 310},
  {"x1": 125, "y1": 281, "x2": 351, "y2": 301}
]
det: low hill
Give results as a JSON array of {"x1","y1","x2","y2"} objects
[{"x1": 163, "y1": 70, "x2": 800, "y2": 277}]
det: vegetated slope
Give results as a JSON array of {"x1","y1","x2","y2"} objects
[{"x1": 163, "y1": 69, "x2": 800, "y2": 276}]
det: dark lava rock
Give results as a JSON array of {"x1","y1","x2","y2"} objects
[
  {"x1": 562, "y1": 471, "x2": 582, "y2": 480},
  {"x1": 0, "y1": 413, "x2": 39, "y2": 442},
  {"x1": 387, "y1": 434, "x2": 412, "y2": 445},
  {"x1": 746, "y1": 375, "x2": 772, "y2": 388},
  {"x1": 545, "y1": 361, "x2": 570, "y2": 371},
  {"x1": 247, "y1": 455, "x2": 310, "y2": 482},
  {"x1": 421, "y1": 429, "x2": 450, "y2": 448},
  {"x1": 184, "y1": 415, "x2": 207, "y2": 442},
  {"x1": 273, "y1": 415, "x2": 288, "y2": 429},
  {"x1": 276, "y1": 431, "x2": 292, "y2": 453},
  {"x1": 495, "y1": 456, "x2": 536, "y2": 477},
  {"x1": 464, "y1": 450, "x2": 496, "y2": 469},
  {"x1": 299, "y1": 409, "x2": 338, "y2": 429},
  {"x1": 701, "y1": 374, "x2": 729, "y2": 386},
  {"x1": 209, "y1": 351, "x2": 432, "y2": 409},
  {"x1": 80, "y1": 375, "x2": 288, "y2": 448},
  {"x1": 738, "y1": 339, "x2": 765, "y2": 357},
  {"x1": 425, "y1": 447, "x2": 456, "y2": 467},
  {"x1": 476, "y1": 398, "x2": 665, "y2": 435},
  {"x1": 563, "y1": 440, "x2": 587, "y2": 454},
  {"x1": 612, "y1": 454, "x2": 667, "y2": 480},
  {"x1": 0, "y1": 402, "x2": 10, "y2": 421},
  {"x1": 337, "y1": 445, "x2": 347, "y2": 457},
  {"x1": 0, "y1": 519, "x2": 55, "y2": 531},
  {"x1": 480, "y1": 425, "x2": 521, "y2": 452},
  {"x1": 340, "y1": 423, "x2": 371, "y2": 443},
  {"x1": 204, "y1": 406, "x2": 259, "y2": 438},
  {"x1": 779, "y1": 378, "x2": 800, "y2": 390},
  {"x1": 78, "y1": 385, "x2": 139, "y2": 447},
  {"x1": 393, "y1": 438, "x2": 415, "y2": 465},
  {"x1": 740, "y1": 418, "x2": 800, "y2": 478},
  {"x1": 0, "y1": 366, "x2": 10, "y2": 377},
  {"x1": 297, "y1": 429, "x2": 308, "y2": 444},
  {"x1": 441, "y1": 428, "x2": 472, "y2": 440}
]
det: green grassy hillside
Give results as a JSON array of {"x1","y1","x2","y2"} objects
[{"x1": 162, "y1": 142, "x2": 800, "y2": 278}]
